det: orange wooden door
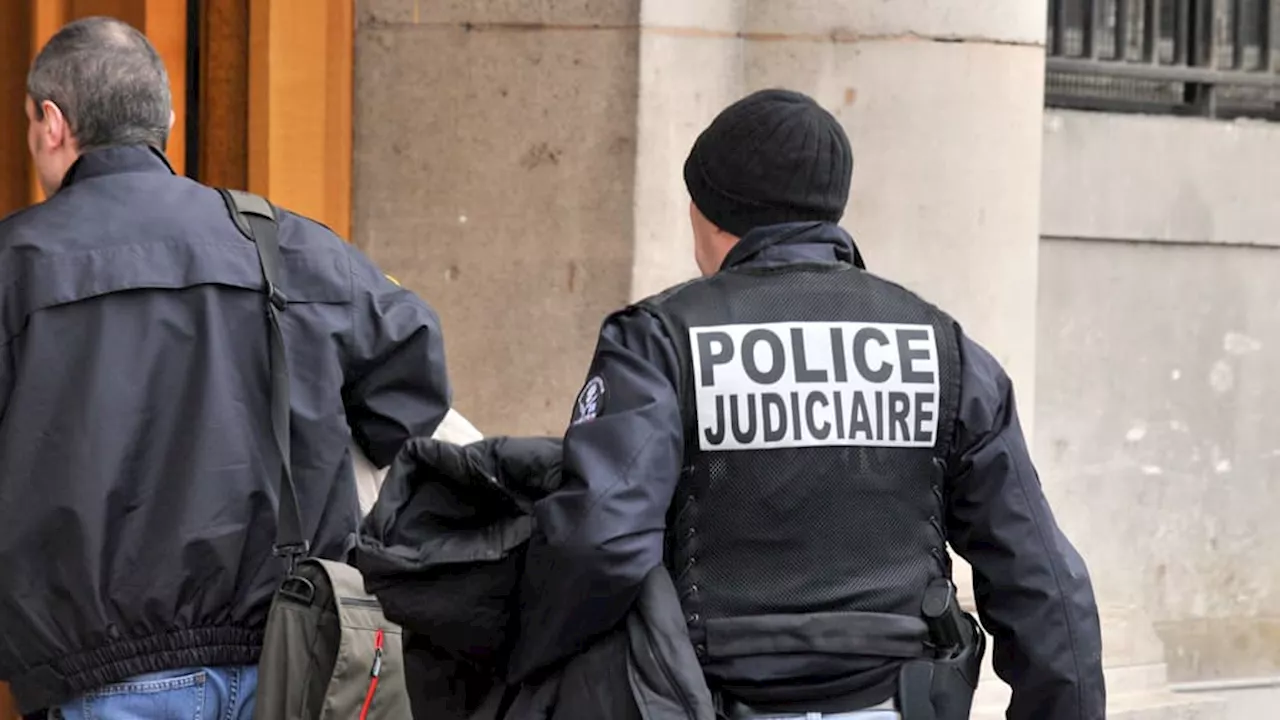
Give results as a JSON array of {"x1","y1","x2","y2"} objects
[
  {"x1": 0, "y1": 1, "x2": 36, "y2": 218},
  {"x1": 246, "y1": 0, "x2": 353, "y2": 238},
  {"x1": 2, "y1": 0, "x2": 353, "y2": 235},
  {"x1": 0, "y1": 686, "x2": 15, "y2": 720},
  {"x1": 0, "y1": 0, "x2": 187, "y2": 215}
]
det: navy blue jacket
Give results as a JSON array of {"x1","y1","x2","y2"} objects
[
  {"x1": 514, "y1": 223, "x2": 1105, "y2": 719},
  {"x1": 0, "y1": 146, "x2": 451, "y2": 713}
]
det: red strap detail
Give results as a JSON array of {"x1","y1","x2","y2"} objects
[{"x1": 359, "y1": 629, "x2": 387, "y2": 720}]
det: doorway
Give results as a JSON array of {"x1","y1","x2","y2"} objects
[{"x1": 0, "y1": 0, "x2": 352, "y2": 236}]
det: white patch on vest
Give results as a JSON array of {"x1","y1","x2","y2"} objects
[
  {"x1": 572, "y1": 375, "x2": 607, "y2": 426},
  {"x1": 689, "y1": 322, "x2": 941, "y2": 452}
]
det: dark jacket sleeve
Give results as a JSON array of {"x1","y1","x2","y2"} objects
[
  {"x1": 0, "y1": 339, "x2": 10, "y2": 428},
  {"x1": 945, "y1": 334, "x2": 1106, "y2": 720},
  {"x1": 509, "y1": 307, "x2": 684, "y2": 682},
  {"x1": 341, "y1": 249, "x2": 452, "y2": 467}
]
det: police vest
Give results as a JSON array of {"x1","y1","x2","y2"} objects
[{"x1": 641, "y1": 260, "x2": 962, "y2": 664}]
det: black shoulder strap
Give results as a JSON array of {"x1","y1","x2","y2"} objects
[{"x1": 217, "y1": 188, "x2": 310, "y2": 570}]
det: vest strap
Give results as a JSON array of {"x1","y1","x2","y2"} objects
[{"x1": 704, "y1": 611, "x2": 931, "y2": 660}]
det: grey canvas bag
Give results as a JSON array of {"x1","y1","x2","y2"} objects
[{"x1": 219, "y1": 189, "x2": 410, "y2": 720}]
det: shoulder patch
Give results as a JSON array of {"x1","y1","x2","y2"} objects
[
  {"x1": 384, "y1": 273, "x2": 402, "y2": 287},
  {"x1": 571, "y1": 375, "x2": 608, "y2": 426}
]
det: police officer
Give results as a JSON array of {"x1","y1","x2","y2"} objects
[
  {"x1": 512, "y1": 89, "x2": 1105, "y2": 719},
  {"x1": 0, "y1": 18, "x2": 451, "y2": 718}
]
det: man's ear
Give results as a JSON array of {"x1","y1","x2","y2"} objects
[
  {"x1": 39, "y1": 100, "x2": 70, "y2": 149},
  {"x1": 169, "y1": 109, "x2": 176, "y2": 131}
]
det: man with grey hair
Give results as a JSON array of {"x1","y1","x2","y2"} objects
[
  {"x1": 1, "y1": 17, "x2": 454, "y2": 718},
  {"x1": 23, "y1": 16, "x2": 174, "y2": 192}
]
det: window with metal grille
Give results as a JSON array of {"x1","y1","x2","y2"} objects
[{"x1": 1047, "y1": 0, "x2": 1280, "y2": 120}]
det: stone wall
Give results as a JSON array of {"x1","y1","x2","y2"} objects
[
  {"x1": 353, "y1": 0, "x2": 642, "y2": 434},
  {"x1": 353, "y1": 0, "x2": 1048, "y2": 436},
  {"x1": 352, "y1": 2, "x2": 1270, "y2": 714},
  {"x1": 633, "y1": 0, "x2": 1047, "y2": 419},
  {"x1": 1038, "y1": 109, "x2": 1280, "y2": 689}
]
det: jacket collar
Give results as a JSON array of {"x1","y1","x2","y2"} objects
[
  {"x1": 59, "y1": 144, "x2": 175, "y2": 191},
  {"x1": 720, "y1": 221, "x2": 866, "y2": 272}
]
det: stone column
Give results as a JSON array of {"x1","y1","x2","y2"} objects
[
  {"x1": 356, "y1": 0, "x2": 1043, "y2": 436},
  {"x1": 633, "y1": 0, "x2": 1046, "y2": 414},
  {"x1": 353, "y1": 0, "x2": 643, "y2": 435}
]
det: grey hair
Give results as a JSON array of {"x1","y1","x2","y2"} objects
[{"x1": 26, "y1": 16, "x2": 171, "y2": 152}]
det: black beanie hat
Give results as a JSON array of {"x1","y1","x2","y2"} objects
[{"x1": 683, "y1": 89, "x2": 853, "y2": 238}]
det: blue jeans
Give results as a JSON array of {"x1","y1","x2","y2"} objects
[
  {"x1": 50, "y1": 666, "x2": 257, "y2": 720},
  {"x1": 756, "y1": 714, "x2": 899, "y2": 720},
  {"x1": 755, "y1": 699, "x2": 901, "y2": 719}
]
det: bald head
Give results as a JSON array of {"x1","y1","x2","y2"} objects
[{"x1": 27, "y1": 16, "x2": 171, "y2": 152}]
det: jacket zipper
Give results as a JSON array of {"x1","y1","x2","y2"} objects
[{"x1": 359, "y1": 629, "x2": 385, "y2": 720}]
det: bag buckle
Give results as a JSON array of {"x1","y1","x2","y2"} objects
[
  {"x1": 266, "y1": 283, "x2": 288, "y2": 311},
  {"x1": 273, "y1": 540, "x2": 311, "y2": 574}
]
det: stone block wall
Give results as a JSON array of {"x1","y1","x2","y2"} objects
[{"x1": 353, "y1": 0, "x2": 642, "y2": 434}]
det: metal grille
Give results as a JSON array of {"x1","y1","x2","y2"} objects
[{"x1": 1047, "y1": 0, "x2": 1280, "y2": 119}]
